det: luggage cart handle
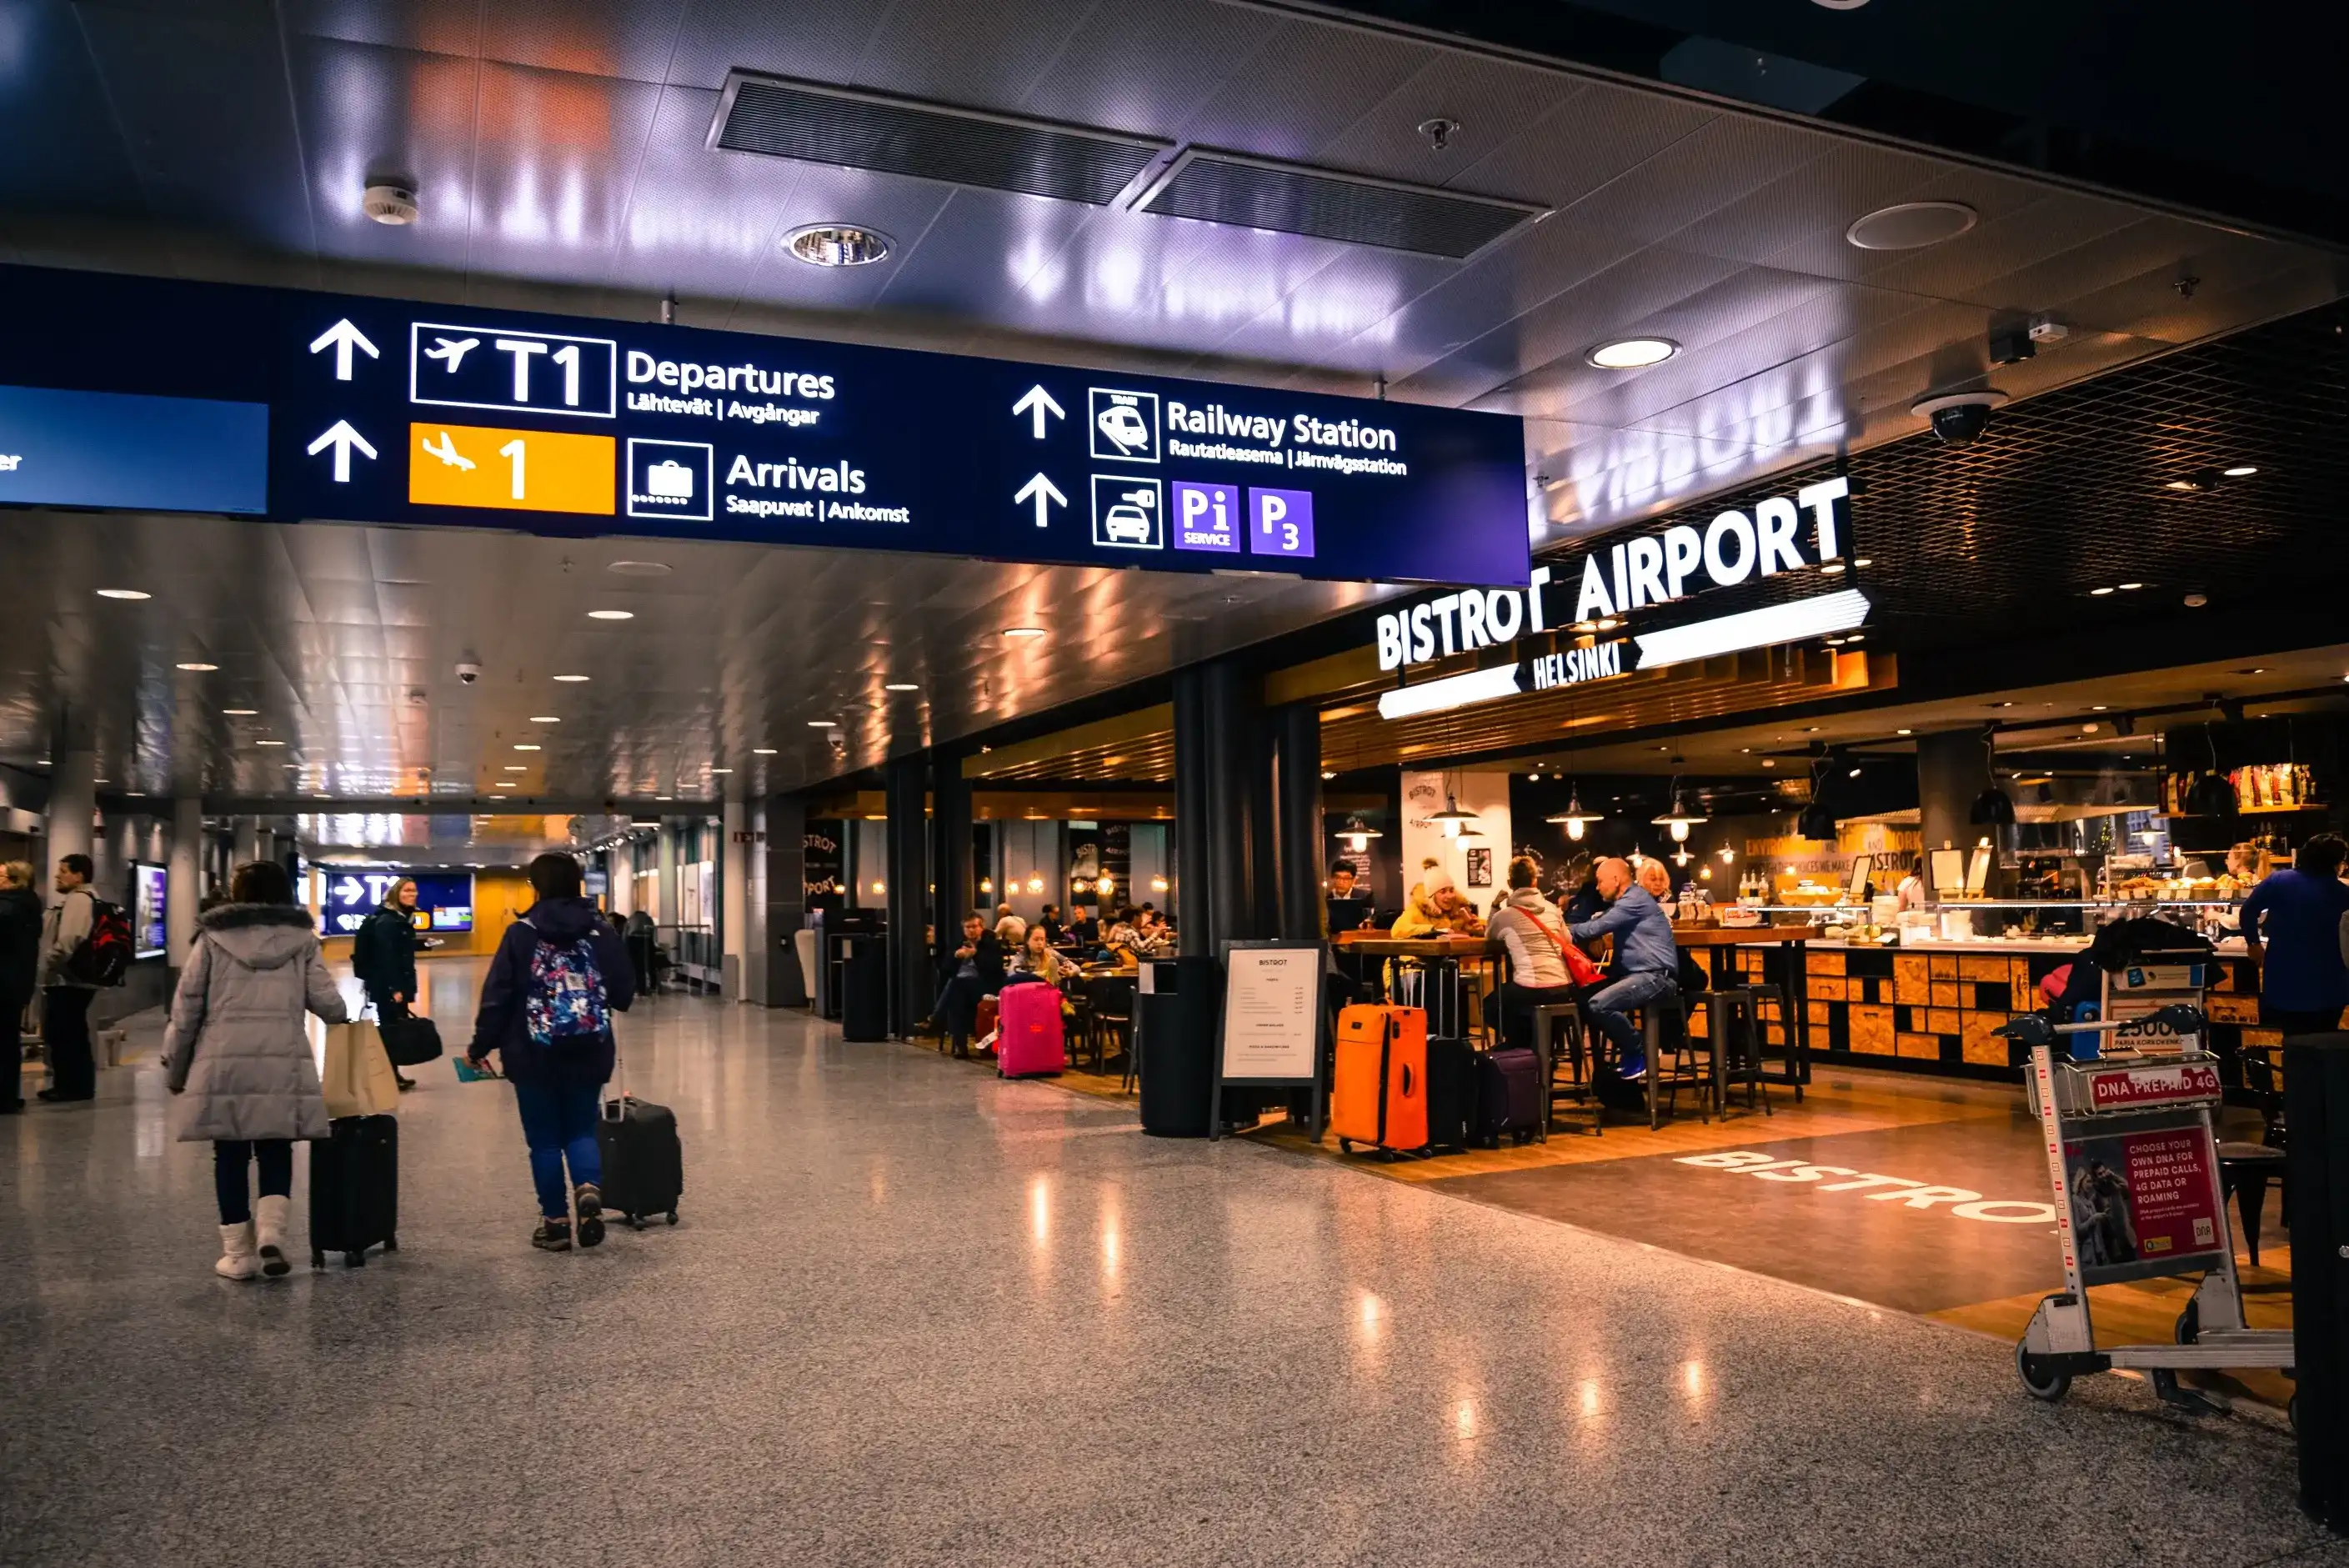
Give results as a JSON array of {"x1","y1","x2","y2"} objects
[{"x1": 1996, "y1": 1004, "x2": 2205, "y2": 1049}]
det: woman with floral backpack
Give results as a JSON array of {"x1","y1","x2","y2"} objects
[{"x1": 467, "y1": 854, "x2": 636, "y2": 1251}]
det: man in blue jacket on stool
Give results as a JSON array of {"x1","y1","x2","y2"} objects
[{"x1": 1569, "y1": 856, "x2": 1680, "y2": 1082}]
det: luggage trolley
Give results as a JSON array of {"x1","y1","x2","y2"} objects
[{"x1": 1998, "y1": 1004, "x2": 2296, "y2": 1417}]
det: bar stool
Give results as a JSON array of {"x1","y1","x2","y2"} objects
[
  {"x1": 1705, "y1": 985, "x2": 1774, "y2": 1117},
  {"x1": 1647, "y1": 991, "x2": 1711, "y2": 1126},
  {"x1": 1532, "y1": 1002, "x2": 1599, "y2": 1137},
  {"x1": 2216, "y1": 1142, "x2": 2288, "y2": 1267}
]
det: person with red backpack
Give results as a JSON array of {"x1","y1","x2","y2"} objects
[
  {"x1": 467, "y1": 854, "x2": 635, "y2": 1252},
  {"x1": 38, "y1": 853, "x2": 118, "y2": 1103}
]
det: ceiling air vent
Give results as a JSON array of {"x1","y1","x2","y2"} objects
[
  {"x1": 1134, "y1": 150, "x2": 1544, "y2": 260},
  {"x1": 711, "y1": 72, "x2": 1169, "y2": 207}
]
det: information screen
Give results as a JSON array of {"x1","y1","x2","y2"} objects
[
  {"x1": 0, "y1": 263, "x2": 1531, "y2": 588},
  {"x1": 131, "y1": 862, "x2": 168, "y2": 960},
  {"x1": 321, "y1": 870, "x2": 474, "y2": 935}
]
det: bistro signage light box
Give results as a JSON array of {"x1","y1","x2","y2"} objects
[{"x1": 0, "y1": 264, "x2": 1530, "y2": 588}]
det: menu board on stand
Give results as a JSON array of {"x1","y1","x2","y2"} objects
[{"x1": 1211, "y1": 940, "x2": 1328, "y2": 1141}]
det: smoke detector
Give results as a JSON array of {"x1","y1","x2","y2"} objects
[{"x1": 363, "y1": 181, "x2": 419, "y2": 226}]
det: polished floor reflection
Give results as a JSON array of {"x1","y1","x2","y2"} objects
[{"x1": 0, "y1": 961, "x2": 2336, "y2": 1567}]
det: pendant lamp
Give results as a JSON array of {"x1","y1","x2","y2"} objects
[
  {"x1": 1650, "y1": 781, "x2": 1707, "y2": 843},
  {"x1": 1546, "y1": 785, "x2": 1604, "y2": 843},
  {"x1": 1969, "y1": 725, "x2": 2015, "y2": 826}
]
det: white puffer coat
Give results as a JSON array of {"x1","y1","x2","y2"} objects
[{"x1": 162, "y1": 904, "x2": 348, "y2": 1142}]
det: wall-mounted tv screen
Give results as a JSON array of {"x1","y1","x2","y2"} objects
[
  {"x1": 132, "y1": 862, "x2": 168, "y2": 959},
  {"x1": 322, "y1": 869, "x2": 475, "y2": 934}
]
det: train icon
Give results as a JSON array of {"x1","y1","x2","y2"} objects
[{"x1": 1088, "y1": 388, "x2": 1160, "y2": 463}]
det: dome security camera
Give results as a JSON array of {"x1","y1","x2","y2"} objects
[
  {"x1": 1911, "y1": 388, "x2": 2009, "y2": 447},
  {"x1": 454, "y1": 660, "x2": 481, "y2": 684}
]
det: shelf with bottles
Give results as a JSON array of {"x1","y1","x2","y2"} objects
[{"x1": 2163, "y1": 759, "x2": 2321, "y2": 817}]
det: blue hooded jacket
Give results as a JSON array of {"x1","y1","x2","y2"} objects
[{"x1": 468, "y1": 895, "x2": 636, "y2": 1085}]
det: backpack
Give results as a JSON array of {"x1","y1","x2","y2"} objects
[
  {"x1": 63, "y1": 894, "x2": 132, "y2": 987},
  {"x1": 525, "y1": 923, "x2": 609, "y2": 1051}
]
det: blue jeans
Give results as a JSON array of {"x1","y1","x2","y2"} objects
[
  {"x1": 1585, "y1": 970, "x2": 1678, "y2": 1062},
  {"x1": 512, "y1": 1080, "x2": 603, "y2": 1220}
]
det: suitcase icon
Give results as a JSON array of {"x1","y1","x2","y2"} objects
[{"x1": 645, "y1": 458, "x2": 694, "y2": 499}]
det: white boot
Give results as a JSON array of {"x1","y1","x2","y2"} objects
[
  {"x1": 253, "y1": 1195, "x2": 292, "y2": 1279},
  {"x1": 215, "y1": 1222, "x2": 259, "y2": 1281}
]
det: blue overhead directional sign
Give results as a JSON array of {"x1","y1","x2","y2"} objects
[{"x1": 0, "y1": 263, "x2": 1531, "y2": 587}]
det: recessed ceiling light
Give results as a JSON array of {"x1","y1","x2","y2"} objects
[
  {"x1": 1846, "y1": 200, "x2": 1977, "y2": 250},
  {"x1": 176, "y1": 661, "x2": 218, "y2": 672},
  {"x1": 255, "y1": 739, "x2": 285, "y2": 747},
  {"x1": 607, "y1": 560, "x2": 671, "y2": 576},
  {"x1": 2089, "y1": 587, "x2": 2115, "y2": 596},
  {"x1": 1586, "y1": 337, "x2": 1677, "y2": 369},
  {"x1": 513, "y1": 743, "x2": 540, "y2": 751},
  {"x1": 1803, "y1": 726, "x2": 1822, "y2": 733},
  {"x1": 223, "y1": 708, "x2": 258, "y2": 715},
  {"x1": 528, "y1": 716, "x2": 560, "y2": 724},
  {"x1": 710, "y1": 768, "x2": 732, "y2": 774},
  {"x1": 503, "y1": 764, "x2": 527, "y2": 772},
  {"x1": 753, "y1": 748, "x2": 777, "y2": 755},
  {"x1": 1761, "y1": 759, "x2": 1776, "y2": 768},
  {"x1": 2091, "y1": 704, "x2": 2109, "y2": 712},
  {"x1": 2117, "y1": 582, "x2": 2143, "y2": 591},
  {"x1": 2222, "y1": 465, "x2": 2258, "y2": 478},
  {"x1": 96, "y1": 588, "x2": 150, "y2": 600},
  {"x1": 588, "y1": 609, "x2": 634, "y2": 621},
  {"x1": 314, "y1": 792, "x2": 333, "y2": 799},
  {"x1": 1846, "y1": 634, "x2": 1866, "y2": 643},
  {"x1": 493, "y1": 781, "x2": 516, "y2": 789},
  {"x1": 1002, "y1": 627, "x2": 1047, "y2": 639},
  {"x1": 2164, "y1": 479, "x2": 2202, "y2": 493},
  {"x1": 807, "y1": 719, "x2": 838, "y2": 729},
  {"x1": 552, "y1": 674, "x2": 590, "y2": 682},
  {"x1": 1851, "y1": 557, "x2": 1873, "y2": 568},
  {"x1": 787, "y1": 223, "x2": 893, "y2": 267},
  {"x1": 656, "y1": 794, "x2": 673, "y2": 801},
  {"x1": 884, "y1": 682, "x2": 919, "y2": 691},
  {"x1": 1819, "y1": 562, "x2": 1847, "y2": 575},
  {"x1": 1896, "y1": 728, "x2": 1913, "y2": 735}
]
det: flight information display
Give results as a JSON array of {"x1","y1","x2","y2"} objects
[{"x1": 0, "y1": 263, "x2": 1531, "y2": 587}]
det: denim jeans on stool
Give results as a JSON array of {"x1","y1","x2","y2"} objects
[{"x1": 1585, "y1": 970, "x2": 1677, "y2": 1062}]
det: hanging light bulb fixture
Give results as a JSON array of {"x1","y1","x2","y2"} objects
[
  {"x1": 1650, "y1": 780, "x2": 1707, "y2": 843},
  {"x1": 1340, "y1": 816, "x2": 1385, "y2": 854},
  {"x1": 1969, "y1": 724, "x2": 2016, "y2": 826},
  {"x1": 1429, "y1": 789, "x2": 1481, "y2": 839},
  {"x1": 1546, "y1": 784, "x2": 1604, "y2": 843},
  {"x1": 1796, "y1": 755, "x2": 1839, "y2": 841},
  {"x1": 2181, "y1": 719, "x2": 2238, "y2": 817}
]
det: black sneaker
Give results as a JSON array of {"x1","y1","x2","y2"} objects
[
  {"x1": 532, "y1": 1219, "x2": 573, "y2": 1252},
  {"x1": 573, "y1": 1184, "x2": 605, "y2": 1250}
]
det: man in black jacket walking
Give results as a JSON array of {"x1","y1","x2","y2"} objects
[{"x1": 932, "y1": 910, "x2": 1004, "y2": 1059}]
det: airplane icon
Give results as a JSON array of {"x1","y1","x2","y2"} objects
[
  {"x1": 424, "y1": 336, "x2": 480, "y2": 373},
  {"x1": 420, "y1": 430, "x2": 475, "y2": 470}
]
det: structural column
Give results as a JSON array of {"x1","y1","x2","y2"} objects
[
  {"x1": 45, "y1": 747, "x2": 95, "y2": 872},
  {"x1": 1915, "y1": 726, "x2": 2006, "y2": 894},
  {"x1": 1172, "y1": 657, "x2": 1265, "y2": 958},
  {"x1": 763, "y1": 793, "x2": 809, "y2": 1006},
  {"x1": 930, "y1": 747, "x2": 974, "y2": 946},
  {"x1": 233, "y1": 819, "x2": 258, "y2": 870},
  {"x1": 884, "y1": 755, "x2": 929, "y2": 1039},
  {"x1": 720, "y1": 795, "x2": 749, "y2": 1001},
  {"x1": 168, "y1": 796, "x2": 202, "y2": 975},
  {"x1": 1271, "y1": 700, "x2": 1325, "y2": 942}
]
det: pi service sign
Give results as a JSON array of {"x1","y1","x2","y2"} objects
[{"x1": 0, "y1": 264, "x2": 1529, "y2": 587}]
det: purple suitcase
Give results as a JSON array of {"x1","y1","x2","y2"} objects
[{"x1": 1473, "y1": 1047, "x2": 1542, "y2": 1145}]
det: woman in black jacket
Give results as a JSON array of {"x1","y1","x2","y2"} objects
[
  {"x1": 0, "y1": 860, "x2": 40, "y2": 1113},
  {"x1": 352, "y1": 879, "x2": 422, "y2": 1090}
]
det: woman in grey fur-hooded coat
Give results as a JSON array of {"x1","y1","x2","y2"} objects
[{"x1": 163, "y1": 902, "x2": 348, "y2": 1142}]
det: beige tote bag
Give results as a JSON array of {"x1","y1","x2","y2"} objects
[{"x1": 321, "y1": 1019, "x2": 401, "y2": 1120}]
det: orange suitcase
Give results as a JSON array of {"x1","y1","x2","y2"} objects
[{"x1": 1332, "y1": 1004, "x2": 1427, "y2": 1155}]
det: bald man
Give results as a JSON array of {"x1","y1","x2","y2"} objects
[{"x1": 1568, "y1": 856, "x2": 1679, "y2": 1080}]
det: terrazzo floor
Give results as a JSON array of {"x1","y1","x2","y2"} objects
[{"x1": 1, "y1": 961, "x2": 2338, "y2": 1567}]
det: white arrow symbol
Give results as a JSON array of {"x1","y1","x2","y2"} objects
[
  {"x1": 307, "y1": 419, "x2": 378, "y2": 483},
  {"x1": 1014, "y1": 473, "x2": 1066, "y2": 529},
  {"x1": 308, "y1": 318, "x2": 379, "y2": 381},
  {"x1": 1011, "y1": 384, "x2": 1064, "y2": 439}
]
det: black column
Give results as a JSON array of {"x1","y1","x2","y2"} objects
[
  {"x1": 931, "y1": 747, "x2": 974, "y2": 947},
  {"x1": 1173, "y1": 667, "x2": 1213, "y2": 958},
  {"x1": 1272, "y1": 700, "x2": 1325, "y2": 941},
  {"x1": 2286, "y1": 1034, "x2": 2349, "y2": 1531},
  {"x1": 762, "y1": 794, "x2": 808, "y2": 1005},
  {"x1": 1200, "y1": 658, "x2": 1261, "y2": 954},
  {"x1": 884, "y1": 755, "x2": 929, "y2": 1039}
]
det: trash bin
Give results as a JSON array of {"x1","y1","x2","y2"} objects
[
  {"x1": 1139, "y1": 955, "x2": 1220, "y2": 1138},
  {"x1": 840, "y1": 934, "x2": 891, "y2": 1042}
]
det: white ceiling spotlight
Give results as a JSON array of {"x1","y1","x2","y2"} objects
[
  {"x1": 587, "y1": 609, "x2": 634, "y2": 621},
  {"x1": 607, "y1": 560, "x2": 671, "y2": 577},
  {"x1": 363, "y1": 178, "x2": 419, "y2": 225},
  {"x1": 1847, "y1": 201, "x2": 1976, "y2": 250},
  {"x1": 1585, "y1": 337, "x2": 1677, "y2": 369},
  {"x1": 176, "y1": 661, "x2": 218, "y2": 672},
  {"x1": 787, "y1": 224, "x2": 892, "y2": 267}
]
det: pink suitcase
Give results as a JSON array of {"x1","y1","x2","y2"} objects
[{"x1": 994, "y1": 982, "x2": 1066, "y2": 1078}]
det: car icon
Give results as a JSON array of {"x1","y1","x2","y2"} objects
[
  {"x1": 1103, "y1": 503, "x2": 1154, "y2": 544},
  {"x1": 1096, "y1": 403, "x2": 1152, "y2": 454}
]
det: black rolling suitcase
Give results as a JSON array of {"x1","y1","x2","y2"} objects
[
  {"x1": 1474, "y1": 1047, "x2": 1543, "y2": 1146},
  {"x1": 309, "y1": 1114, "x2": 398, "y2": 1268},
  {"x1": 1422, "y1": 1038, "x2": 1479, "y2": 1152},
  {"x1": 599, "y1": 1095, "x2": 684, "y2": 1228}
]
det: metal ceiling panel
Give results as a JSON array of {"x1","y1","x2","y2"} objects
[
  {"x1": 0, "y1": 1, "x2": 148, "y2": 213},
  {"x1": 646, "y1": 0, "x2": 888, "y2": 96},
  {"x1": 288, "y1": 36, "x2": 483, "y2": 274},
  {"x1": 1169, "y1": 16, "x2": 1432, "y2": 165},
  {"x1": 473, "y1": 0, "x2": 689, "y2": 83},
  {"x1": 458, "y1": 59, "x2": 666, "y2": 287},
  {"x1": 1009, "y1": 0, "x2": 1284, "y2": 143},
  {"x1": 587, "y1": 82, "x2": 784, "y2": 305},
  {"x1": 1134, "y1": 149, "x2": 1542, "y2": 260},
  {"x1": 712, "y1": 73, "x2": 1167, "y2": 207}
]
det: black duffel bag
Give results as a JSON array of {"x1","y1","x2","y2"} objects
[{"x1": 378, "y1": 1012, "x2": 444, "y2": 1067}]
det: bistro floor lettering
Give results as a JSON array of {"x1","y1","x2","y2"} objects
[{"x1": 1674, "y1": 1150, "x2": 2056, "y2": 1225}]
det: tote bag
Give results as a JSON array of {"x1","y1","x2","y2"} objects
[{"x1": 321, "y1": 1019, "x2": 401, "y2": 1120}]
